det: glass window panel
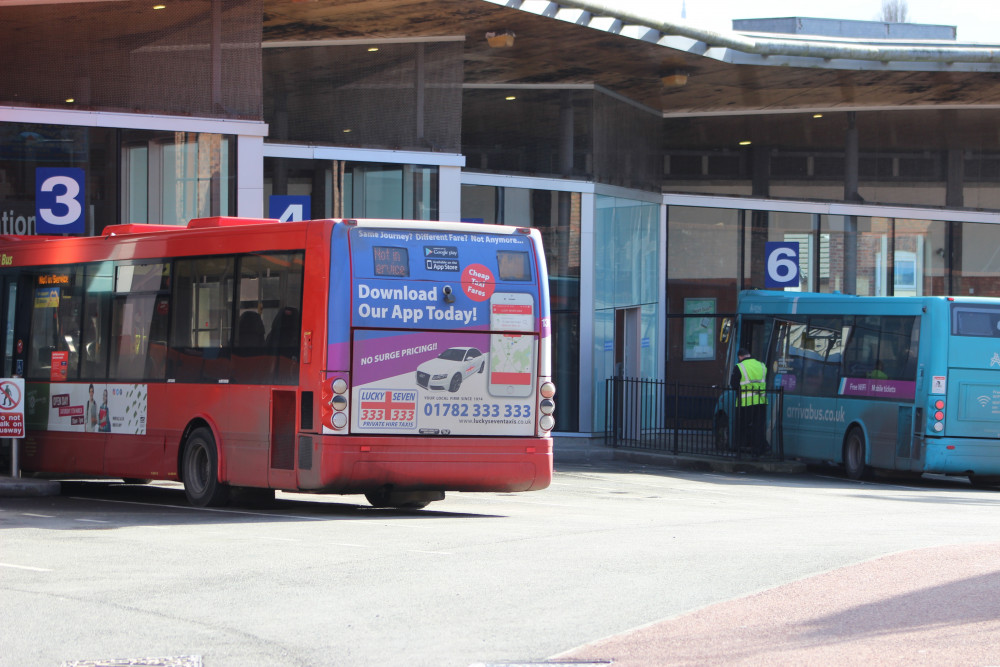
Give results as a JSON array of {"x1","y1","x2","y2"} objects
[
  {"x1": 169, "y1": 256, "x2": 235, "y2": 382},
  {"x1": 956, "y1": 221, "x2": 1000, "y2": 297},
  {"x1": 26, "y1": 268, "x2": 84, "y2": 381}
]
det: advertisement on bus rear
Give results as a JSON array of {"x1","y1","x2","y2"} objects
[
  {"x1": 346, "y1": 329, "x2": 537, "y2": 436},
  {"x1": 329, "y1": 225, "x2": 542, "y2": 437}
]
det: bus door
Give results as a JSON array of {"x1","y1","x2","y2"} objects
[
  {"x1": 767, "y1": 318, "x2": 844, "y2": 461},
  {"x1": 0, "y1": 273, "x2": 21, "y2": 378},
  {"x1": 0, "y1": 273, "x2": 20, "y2": 471}
]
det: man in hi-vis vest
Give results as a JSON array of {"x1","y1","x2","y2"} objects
[{"x1": 730, "y1": 347, "x2": 768, "y2": 453}]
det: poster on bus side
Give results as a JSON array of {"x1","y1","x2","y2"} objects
[{"x1": 25, "y1": 383, "x2": 148, "y2": 434}]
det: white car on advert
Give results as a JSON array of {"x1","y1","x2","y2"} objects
[{"x1": 415, "y1": 347, "x2": 486, "y2": 392}]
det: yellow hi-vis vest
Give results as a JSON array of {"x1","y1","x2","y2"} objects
[{"x1": 737, "y1": 358, "x2": 767, "y2": 406}]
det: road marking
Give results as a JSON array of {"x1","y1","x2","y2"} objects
[
  {"x1": 253, "y1": 536, "x2": 300, "y2": 542},
  {"x1": 75, "y1": 518, "x2": 109, "y2": 523},
  {"x1": 0, "y1": 562, "x2": 52, "y2": 572},
  {"x1": 408, "y1": 550, "x2": 453, "y2": 555},
  {"x1": 70, "y1": 496, "x2": 328, "y2": 522},
  {"x1": 22, "y1": 513, "x2": 54, "y2": 518}
]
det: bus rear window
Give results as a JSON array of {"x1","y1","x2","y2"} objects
[
  {"x1": 952, "y1": 306, "x2": 1000, "y2": 337},
  {"x1": 497, "y1": 250, "x2": 531, "y2": 281}
]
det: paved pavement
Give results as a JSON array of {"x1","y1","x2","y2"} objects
[
  {"x1": 0, "y1": 474, "x2": 59, "y2": 496},
  {"x1": 555, "y1": 542, "x2": 1000, "y2": 666}
]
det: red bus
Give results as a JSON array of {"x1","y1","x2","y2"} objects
[{"x1": 1, "y1": 217, "x2": 554, "y2": 508}]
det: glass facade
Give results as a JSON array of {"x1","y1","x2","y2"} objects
[
  {"x1": 593, "y1": 196, "x2": 660, "y2": 432},
  {"x1": 666, "y1": 206, "x2": 740, "y2": 385},
  {"x1": 461, "y1": 184, "x2": 581, "y2": 432},
  {"x1": 664, "y1": 109, "x2": 1000, "y2": 212},
  {"x1": 264, "y1": 159, "x2": 438, "y2": 221},
  {"x1": 667, "y1": 198, "x2": 1000, "y2": 388},
  {"x1": 0, "y1": 123, "x2": 234, "y2": 234}
]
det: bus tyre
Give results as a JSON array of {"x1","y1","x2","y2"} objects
[
  {"x1": 182, "y1": 427, "x2": 231, "y2": 507},
  {"x1": 448, "y1": 373, "x2": 463, "y2": 393},
  {"x1": 843, "y1": 427, "x2": 868, "y2": 481},
  {"x1": 365, "y1": 487, "x2": 443, "y2": 510},
  {"x1": 968, "y1": 475, "x2": 1000, "y2": 489}
]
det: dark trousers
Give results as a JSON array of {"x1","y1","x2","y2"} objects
[{"x1": 737, "y1": 403, "x2": 768, "y2": 452}]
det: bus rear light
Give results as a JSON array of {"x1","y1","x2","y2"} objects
[
  {"x1": 539, "y1": 414, "x2": 555, "y2": 432},
  {"x1": 332, "y1": 378, "x2": 348, "y2": 394},
  {"x1": 935, "y1": 411, "x2": 944, "y2": 421},
  {"x1": 539, "y1": 398, "x2": 555, "y2": 415},
  {"x1": 331, "y1": 395, "x2": 348, "y2": 412},
  {"x1": 332, "y1": 412, "x2": 348, "y2": 429},
  {"x1": 933, "y1": 422, "x2": 944, "y2": 432},
  {"x1": 360, "y1": 445, "x2": 371, "y2": 452},
  {"x1": 526, "y1": 446, "x2": 536, "y2": 453},
  {"x1": 935, "y1": 399, "x2": 945, "y2": 410},
  {"x1": 540, "y1": 382, "x2": 556, "y2": 399}
]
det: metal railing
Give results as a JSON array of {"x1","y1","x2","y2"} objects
[{"x1": 604, "y1": 378, "x2": 783, "y2": 460}]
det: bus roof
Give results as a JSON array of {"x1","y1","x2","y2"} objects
[{"x1": 736, "y1": 289, "x2": 1000, "y2": 316}]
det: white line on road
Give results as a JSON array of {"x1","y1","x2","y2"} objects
[
  {"x1": 253, "y1": 536, "x2": 300, "y2": 542},
  {"x1": 70, "y1": 496, "x2": 328, "y2": 521},
  {"x1": 22, "y1": 513, "x2": 54, "y2": 518},
  {"x1": 75, "y1": 518, "x2": 109, "y2": 523},
  {"x1": 0, "y1": 562, "x2": 52, "y2": 572}
]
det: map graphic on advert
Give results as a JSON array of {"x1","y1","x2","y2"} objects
[{"x1": 489, "y1": 333, "x2": 534, "y2": 396}]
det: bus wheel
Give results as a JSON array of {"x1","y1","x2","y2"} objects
[
  {"x1": 182, "y1": 427, "x2": 231, "y2": 507},
  {"x1": 714, "y1": 413, "x2": 730, "y2": 451},
  {"x1": 365, "y1": 487, "x2": 444, "y2": 510},
  {"x1": 968, "y1": 475, "x2": 1000, "y2": 489},
  {"x1": 448, "y1": 373, "x2": 463, "y2": 392},
  {"x1": 843, "y1": 427, "x2": 868, "y2": 481}
]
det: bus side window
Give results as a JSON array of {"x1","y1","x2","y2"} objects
[
  {"x1": 233, "y1": 252, "x2": 304, "y2": 385},
  {"x1": 26, "y1": 268, "x2": 84, "y2": 381},
  {"x1": 111, "y1": 262, "x2": 171, "y2": 381},
  {"x1": 80, "y1": 262, "x2": 112, "y2": 380},
  {"x1": 169, "y1": 257, "x2": 234, "y2": 383}
]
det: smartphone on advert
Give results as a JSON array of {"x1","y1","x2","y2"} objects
[
  {"x1": 488, "y1": 332, "x2": 536, "y2": 397},
  {"x1": 489, "y1": 292, "x2": 534, "y2": 332}
]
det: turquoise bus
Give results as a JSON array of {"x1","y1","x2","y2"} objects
[{"x1": 722, "y1": 290, "x2": 1000, "y2": 486}]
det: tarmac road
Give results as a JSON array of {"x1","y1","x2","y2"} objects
[{"x1": 4, "y1": 463, "x2": 1000, "y2": 666}]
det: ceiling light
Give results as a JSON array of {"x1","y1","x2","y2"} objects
[
  {"x1": 813, "y1": 113, "x2": 824, "y2": 119},
  {"x1": 661, "y1": 72, "x2": 688, "y2": 88},
  {"x1": 65, "y1": 98, "x2": 75, "y2": 104},
  {"x1": 153, "y1": 4, "x2": 165, "y2": 9},
  {"x1": 367, "y1": 47, "x2": 379, "y2": 52},
  {"x1": 739, "y1": 140, "x2": 752, "y2": 146},
  {"x1": 485, "y1": 31, "x2": 515, "y2": 48},
  {"x1": 343, "y1": 129, "x2": 352, "y2": 133},
  {"x1": 505, "y1": 95, "x2": 516, "y2": 101}
]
